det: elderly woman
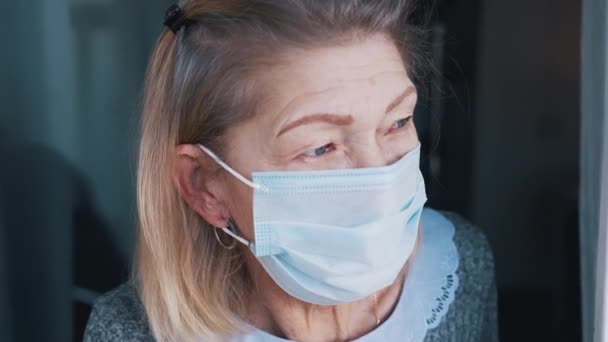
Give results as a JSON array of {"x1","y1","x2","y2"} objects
[{"x1": 84, "y1": 0, "x2": 498, "y2": 341}]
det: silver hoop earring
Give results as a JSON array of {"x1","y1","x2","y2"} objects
[{"x1": 214, "y1": 221, "x2": 238, "y2": 250}]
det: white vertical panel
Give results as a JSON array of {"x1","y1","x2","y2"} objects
[
  {"x1": 581, "y1": 0, "x2": 608, "y2": 341},
  {"x1": 594, "y1": 28, "x2": 608, "y2": 340}
]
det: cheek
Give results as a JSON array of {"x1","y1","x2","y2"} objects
[
  {"x1": 222, "y1": 175, "x2": 256, "y2": 240},
  {"x1": 409, "y1": 122, "x2": 419, "y2": 142},
  {"x1": 385, "y1": 122, "x2": 419, "y2": 157},
  {"x1": 403, "y1": 125, "x2": 420, "y2": 155}
]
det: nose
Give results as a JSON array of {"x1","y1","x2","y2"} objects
[{"x1": 353, "y1": 143, "x2": 387, "y2": 169}]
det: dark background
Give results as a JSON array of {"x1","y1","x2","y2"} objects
[{"x1": 0, "y1": 0, "x2": 582, "y2": 341}]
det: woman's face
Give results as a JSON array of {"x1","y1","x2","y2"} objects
[{"x1": 218, "y1": 33, "x2": 419, "y2": 239}]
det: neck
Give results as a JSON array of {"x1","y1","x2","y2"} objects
[
  {"x1": 245, "y1": 228, "x2": 422, "y2": 341},
  {"x1": 249, "y1": 269, "x2": 406, "y2": 341}
]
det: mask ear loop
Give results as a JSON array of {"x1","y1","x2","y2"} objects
[
  {"x1": 214, "y1": 220, "x2": 251, "y2": 249},
  {"x1": 197, "y1": 144, "x2": 266, "y2": 191},
  {"x1": 214, "y1": 227, "x2": 237, "y2": 249}
]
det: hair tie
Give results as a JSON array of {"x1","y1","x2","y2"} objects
[{"x1": 164, "y1": 4, "x2": 188, "y2": 33}]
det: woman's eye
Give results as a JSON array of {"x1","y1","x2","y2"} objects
[
  {"x1": 390, "y1": 117, "x2": 412, "y2": 131},
  {"x1": 303, "y1": 144, "x2": 334, "y2": 158}
]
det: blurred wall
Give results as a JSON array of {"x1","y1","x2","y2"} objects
[
  {"x1": 0, "y1": 0, "x2": 171, "y2": 340},
  {"x1": 473, "y1": 0, "x2": 581, "y2": 339},
  {"x1": 474, "y1": 0, "x2": 580, "y2": 289}
]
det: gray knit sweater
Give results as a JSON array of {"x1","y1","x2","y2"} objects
[{"x1": 84, "y1": 212, "x2": 498, "y2": 341}]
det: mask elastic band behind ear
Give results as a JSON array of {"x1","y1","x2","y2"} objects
[
  {"x1": 220, "y1": 227, "x2": 251, "y2": 247},
  {"x1": 197, "y1": 144, "x2": 265, "y2": 191}
]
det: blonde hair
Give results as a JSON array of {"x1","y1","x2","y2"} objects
[{"x1": 135, "y1": 0, "x2": 428, "y2": 340}]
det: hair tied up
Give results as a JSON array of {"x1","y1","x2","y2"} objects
[{"x1": 164, "y1": 4, "x2": 189, "y2": 33}]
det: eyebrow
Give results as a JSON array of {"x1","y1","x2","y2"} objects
[
  {"x1": 276, "y1": 86, "x2": 415, "y2": 137},
  {"x1": 385, "y1": 87, "x2": 416, "y2": 114},
  {"x1": 277, "y1": 113, "x2": 354, "y2": 137}
]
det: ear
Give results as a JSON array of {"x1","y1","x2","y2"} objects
[{"x1": 173, "y1": 144, "x2": 231, "y2": 229}]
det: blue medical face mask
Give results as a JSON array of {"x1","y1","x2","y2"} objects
[{"x1": 198, "y1": 144, "x2": 427, "y2": 305}]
